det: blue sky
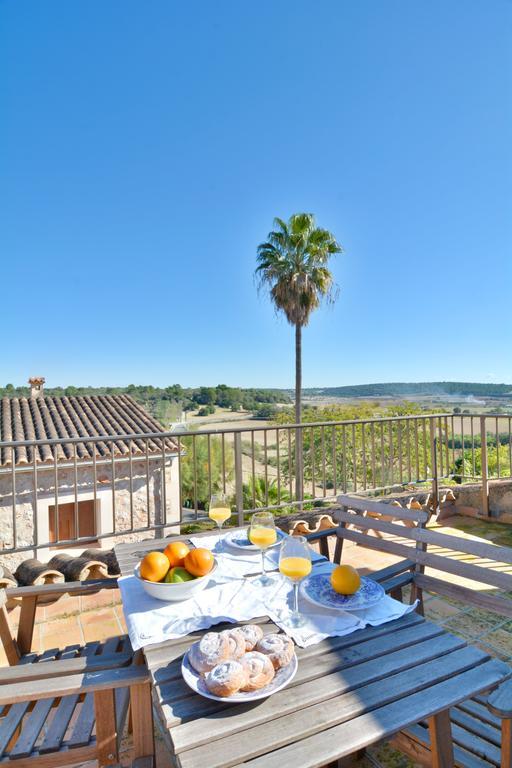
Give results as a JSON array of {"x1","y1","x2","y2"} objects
[{"x1": 1, "y1": 0, "x2": 511, "y2": 389}]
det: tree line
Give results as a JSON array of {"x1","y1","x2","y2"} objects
[
  {"x1": 0, "y1": 383, "x2": 290, "y2": 422},
  {"x1": 315, "y1": 382, "x2": 512, "y2": 398}
]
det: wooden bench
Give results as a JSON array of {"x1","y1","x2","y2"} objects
[
  {"x1": 306, "y1": 494, "x2": 512, "y2": 768},
  {"x1": 0, "y1": 580, "x2": 155, "y2": 767}
]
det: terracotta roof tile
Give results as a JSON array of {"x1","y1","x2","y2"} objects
[{"x1": 0, "y1": 395, "x2": 178, "y2": 467}]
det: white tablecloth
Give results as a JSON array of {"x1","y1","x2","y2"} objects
[{"x1": 119, "y1": 531, "x2": 417, "y2": 650}]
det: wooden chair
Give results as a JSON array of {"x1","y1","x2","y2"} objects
[
  {"x1": 306, "y1": 494, "x2": 512, "y2": 768},
  {"x1": 0, "y1": 580, "x2": 155, "y2": 767}
]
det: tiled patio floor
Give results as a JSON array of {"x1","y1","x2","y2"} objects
[{"x1": 3, "y1": 514, "x2": 512, "y2": 767}]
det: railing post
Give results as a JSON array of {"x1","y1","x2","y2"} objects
[
  {"x1": 295, "y1": 426, "x2": 304, "y2": 509},
  {"x1": 234, "y1": 432, "x2": 244, "y2": 525},
  {"x1": 480, "y1": 415, "x2": 490, "y2": 516},
  {"x1": 430, "y1": 419, "x2": 439, "y2": 516}
]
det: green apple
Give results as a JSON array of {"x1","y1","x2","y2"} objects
[{"x1": 164, "y1": 566, "x2": 195, "y2": 583}]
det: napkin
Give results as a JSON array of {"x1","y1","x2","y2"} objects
[{"x1": 118, "y1": 574, "x2": 266, "y2": 650}]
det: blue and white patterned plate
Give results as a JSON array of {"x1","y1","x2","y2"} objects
[
  {"x1": 300, "y1": 573, "x2": 385, "y2": 611},
  {"x1": 223, "y1": 527, "x2": 285, "y2": 551}
]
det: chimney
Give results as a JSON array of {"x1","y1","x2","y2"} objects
[{"x1": 28, "y1": 377, "x2": 45, "y2": 399}]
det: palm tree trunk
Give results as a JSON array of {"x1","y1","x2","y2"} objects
[{"x1": 295, "y1": 323, "x2": 303, "y2": 504}]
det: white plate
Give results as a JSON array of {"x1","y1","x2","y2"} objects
[
  {"x1": 300, "y1": 573, "x2": 385, "y2": 611},
  {"x1": 181, "y1": 650, "x2": 298, "y2": 703},
  {"x1": 223, "y1": 527, "x2": 285, "y2": 551}
]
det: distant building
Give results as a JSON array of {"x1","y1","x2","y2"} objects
[{"x1": 0, "y1": 379, "x2": 180, "y2": 568}]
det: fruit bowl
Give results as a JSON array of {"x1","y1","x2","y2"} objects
[{"x1": 134, "y1": 558, "x2": 217, "y2": 602}]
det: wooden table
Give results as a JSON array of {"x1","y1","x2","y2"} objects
[{"x1": 115, "y1": 533, "x2": 510, "y2": 768}]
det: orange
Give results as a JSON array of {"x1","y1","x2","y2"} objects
[
  {"x1": 184, "y1": 547, "x2": 214, "y2": 577},
  {"x1": 140, "y1": 551, "x2": 170, "y2": 583},
  {"x1": 330, "y1": 564, "x2": 361, "y2": 595},
  {"x1": 164, "y1": 540, "x2": 190, "y2": 568}
]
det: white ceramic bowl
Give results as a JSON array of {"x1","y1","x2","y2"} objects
[{"x1": 134, "y1": 559, "x2": 217, "y2": 602}]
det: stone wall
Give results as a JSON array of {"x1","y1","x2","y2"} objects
[
  {"x1": 0, "y1": 456, "x2": 179, "y2": 572},
  {"x1": 453, "y1": 479, "x2": 512, "y2": 517}
]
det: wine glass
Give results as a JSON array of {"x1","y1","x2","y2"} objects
[
  {"x1": 249, "y1": 511, "x2": 277, "y2": 586},
  {"x1": 279, "y1": 535, "x2": 312, "y2": 627},
  {"x1": 208, "y1": 493, "x2": 231, "y2": 532}
]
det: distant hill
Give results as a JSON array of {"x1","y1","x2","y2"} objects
[{"x1": 302, "y1": 382, "x2": 512, "y2": 398}]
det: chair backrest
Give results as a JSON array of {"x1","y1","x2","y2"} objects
[{"x1": 336, "y1": 493, "x2": 512, "y2": 619}]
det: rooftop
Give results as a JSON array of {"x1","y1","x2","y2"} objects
[{"x1": 0, "y1": 394, "x2": 178, "y2": 466}]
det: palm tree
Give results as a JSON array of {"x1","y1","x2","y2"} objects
[{"x1": 255, "y1": 213, "x2": 342, "y2": 499}]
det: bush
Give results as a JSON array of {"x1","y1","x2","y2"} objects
[{"x1": 197, "y1": 404, "x2": 215, "y2": 416}]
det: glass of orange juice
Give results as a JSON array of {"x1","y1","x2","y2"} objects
[
  {"x1": 208, "y1": 493, "x2": 231, "y2": 532},
  {"x1": 249, "y1": 511, "x2": 277, "y2": 586},
  {"x1": 279, "y1": 535, "x2": 312, "y2": 627}
]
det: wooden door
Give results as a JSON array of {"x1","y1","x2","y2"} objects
[{"x1": 49, "y1": 500, "x2": 96, "y2": 543}]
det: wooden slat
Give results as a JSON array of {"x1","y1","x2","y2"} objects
[
  {"x1": 336, "y1": 509, "x2": 512, "y2": 565},
  {"x1": 150, "y1": 612, "x2": 425, "y2": 678},
  {"x1": 130, "y1": 682, "x2": 154, "y2": 759},
  {"x1": 0, "y1": 744, "x2": 97, "y2": 768},
  {"x1": 94, "y1": 688, "x2": 118, "y2": 765},
  {"x1": 0, "y1": 652, "x2": 133, "y2": 685},
  {"x1": 66, "y1": 691, "x2": 96, "y2": 749},
  {"x1": 157, "y1": 620, "x2": 440, "y2": 728},
  {"x1": 392, "y1": 723, "x2": 494, "y2": 768},
  {"x1": 6, "y1": 578, "x2": 118, "y2": 599},
  {"x1": 231, "y1": 660, "x2": 508, "y2": 768},
  {"x1": 457, "y1": 698, "x2": 502, "y2": 729},
  {"x1": 158, "y1": 621, "x2": 452, "y2": 726},
  {"x1": 488, "y1": 677, "x2": 512, "y2": 718},
  {"x1": 153, "y1": 614, "x2": 428, "y2": 690},
  {"x1": 7, "y1": 645, "x2": 79, "y2": 759},
  {"x1": 337, "y1": 528, "x2": 512, "y2": 591},
  {"x1": 0, "y1": 601, "x2": 20, "y2": 665},
  {"x1": 0, "y1": 649, "x2": 60, "y2": 758},
  {"x1": 337, "y1": 494, "x2": 429, "y2": 522},
  {"x1": 178, "y1": 651, "x2": 503, "y2": 768},
  {"x1": 16, "y1": 596, "x2": 37, "y2": 654},
  {"x1": 0, "y1": 665, "x2": 149, "y2": 706},
  {"x1": 414, "y1": 574, "x2": 512, "y2": 619},
  {"x1": 450, "y1": 708, "x2": 501, "y2": 747},
  {"x1": 8, "y1": 697, "x2": 55, "y2": 758},
  {"x1": 368, "y1": 558, "x2": 415, "y2": 583},
  {"x1": 450, "y1": 721, "x2": 502, "y2": 766},
  {"x1": 377, "y1": 572, "x2": 414, "y2": 595},
  {"x1": 169, "y1": 632, "x2": 466, "y2": 751},
  {"x1": 38, "y1": 641, "x2": 101, "y2": 754}
]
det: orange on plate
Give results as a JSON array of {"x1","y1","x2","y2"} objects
[
  {"x1": 140, "y1": 551, "x2": 170, "y2": 583},
  {"x1": 330, "y1": 564, "x2": 361, "y2": 595},
  {"x1": 164, "y1": 540, "x2": 190, "y2": 568},
  {"x1": 184, "y1": 547, "x2": 214, "y2": 577}
]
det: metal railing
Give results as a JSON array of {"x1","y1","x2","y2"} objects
[{"x1": 0, "y1": 412, "x2": 510, "y2": 555}]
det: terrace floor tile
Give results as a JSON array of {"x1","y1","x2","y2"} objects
[
  {"x1": 443, "y1": 612, "x2": 498, "y2": 639},
  {"x1": 423, "y1": 597, "x2": 463, "y2": 623},
  {"x1": 81, "y1": 607, "x2": 121, "y2": 643}
]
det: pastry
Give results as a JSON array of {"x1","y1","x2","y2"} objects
[
  {"x1": 204, "y1": 660, "x2": 248, "y2": 697},
  {"x1": 188, "y1": 631, "x2": 233, "y2": 674},
  {"x1": 255, "y1": 633, "x2": 294, "y2": 670},
  {"x1": 220, "y1": 628, "x2": 246, "y2": 659},
  {"x1": 238, "y1": 623, "x2": 264, "y2": 651},
  {"x1": 240, "y1": 651, "x2": 275, "y2": 691}
]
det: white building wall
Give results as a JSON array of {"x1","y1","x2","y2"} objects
[{"x1": 0, "y1": 455, "x2": 181, "y2": 572}]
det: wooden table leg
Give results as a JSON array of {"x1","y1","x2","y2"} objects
[
  {"x1": 428, "y1": 709, "x2": 454, "y2": 768},
  {"x1": 502, "y1": 719, "x2": 512, "y2": 768}
]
